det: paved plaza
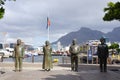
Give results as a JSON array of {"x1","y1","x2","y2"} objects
[{"x1": 0, "y1": 62, "x2": 120, "y2": 80}]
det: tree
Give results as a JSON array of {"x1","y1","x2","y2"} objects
[
  {"x1": 0, "y1": 0, "x2": 16, "y2": 19},
  {"x1": 109, "y1": 43, "x2": 120, "y2": 54},
  {"x1": 103, "y1": 2, "x2": 120, "y2": 21},
  {"x1": 109, "y1": 43, "x2": 119, "y2": 49}
]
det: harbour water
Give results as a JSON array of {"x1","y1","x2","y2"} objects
[{"x1": 2, "y1": 55, "x2": 70, "y2": 63}]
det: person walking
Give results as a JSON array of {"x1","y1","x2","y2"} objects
[
  {"x1": 42, "y1": 41, "x2": 53, "y2": 71},
  {"x1": 97, "y1": 37, "x2": 109, "y2": 72},
  {"x1": 69, "y1": 39, "x2": 80, "y2": 72},
  {"x1": 13, "y1": 39, "x2": 24, "y2": 72}
]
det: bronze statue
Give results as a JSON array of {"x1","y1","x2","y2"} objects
[
  {"x1": 13, "y1": 39, "x2": 24, "y2": 72},
  {"x1": 97, "y1": 37, "x2": 109, "y2": 72},
  {"x1": 69, "y1": 39, "x2": 80, "y2": 72},
  {"x1": 42, "y1": 41, "x2": 53, "y2": 71}
]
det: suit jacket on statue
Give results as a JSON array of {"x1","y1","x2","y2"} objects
[
  {"x1": 13, "y1": 44, "x2": 24, "y2": 58},
  {"x1": 69, "y1": 45, "x2": 80, "y2": 55},
  {"x1": 97, "y1": 44, "x2": 109, "y2": 58}
]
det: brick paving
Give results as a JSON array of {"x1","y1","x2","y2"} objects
[{"x1": 0, "y1": 62, "x2": 120, "y2": 80}]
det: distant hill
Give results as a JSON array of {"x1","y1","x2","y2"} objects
[
  {"x1": 52, "y1": 27, "x2": 120, "y2": 46},
  {"x1": 106, "y1": 27, "x2": 120, "y2": 41}
]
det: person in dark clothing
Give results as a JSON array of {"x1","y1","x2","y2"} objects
[
  {"x1": 69, "y1": 39, "x2": 80, "y2": 72},
  {"x1": 97, "y1": 37, "x2": 109, "y2": 72}
]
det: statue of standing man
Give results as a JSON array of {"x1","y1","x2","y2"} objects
[
  {"x1": 97, "y1": 37, "x2": 109, "y2": 72},
  {"x1": 13, "y1": 39, "x2": 24, "y2": 72},
  {"x1": 42, "y1": 41, "x2": 53, "y2": 71},
  {"x1": 69, "y1": 39, "x2": 80, "y2": 72}
]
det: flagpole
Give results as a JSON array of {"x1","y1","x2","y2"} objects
[
  {"x1": 47, "y1": 16, "x2": 50, "y2": 41},
  {"x1": 47, "y1": 9, "x2": 50, "y2": 41},
  {"x1": 48, "y1": 25, "x2": 50, "y2": 41}
]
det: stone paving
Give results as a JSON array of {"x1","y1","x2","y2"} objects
[{"x1": 0, "y1": 62, "x2": 120, "y2": 80}]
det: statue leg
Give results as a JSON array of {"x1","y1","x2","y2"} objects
[
  {"x1": 75, "y1": 56, "x2": 78, "y2": 72},
  {"x1": 19, "y1": 58, "x2": 23, "y2": 71},
  {"x1": 104, "y1": 58, "x2": 107, "y2": 72},
  {"x1": 99, "y1": 58, "x2": 103, "y2": 72},
  {"x1": 15, "y1": 58, "x2": 19, "y2": 72},
  {"x1": 71, "y1": 56, "x2": 74, "y2": 71}
]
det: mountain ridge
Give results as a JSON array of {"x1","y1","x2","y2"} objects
[{"x1": 52, "y1": 27, "x2": 120, "y2": 46}]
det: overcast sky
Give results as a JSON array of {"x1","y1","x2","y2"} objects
[{"x1": 0, "y1": 0, "x2": 120, "y2": 47}]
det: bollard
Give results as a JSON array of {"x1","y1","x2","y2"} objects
[
  {"x1": 65, "y1": 57, "x2": 68, "y2": 64},
  {"x1": 62, "y1": 56, "x2": 64, "y2": 64},
  {"x1": 0, "y1": 53, "x2": 4, "y2": 62},
  {"x1": 32, "y1": 55, "x2": 34, "y2": 63}
]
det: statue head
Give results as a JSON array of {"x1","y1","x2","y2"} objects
[
  {"x1": 17, "y1": 39, "x2": 22, "y2": 45},
  {"x1": 72, "y1": 39, "x2": 77, "y2": 45},
  {"x1": 100, "y1": 37, "x2": 105, "y2": 44},
  {"x1": 45, "y1": 40, "x2": 50, "y2": 46}
]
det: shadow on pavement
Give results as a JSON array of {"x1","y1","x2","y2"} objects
[
  {"x1": 41, "y1": 73, "x2": 83, "y2": 80},
  {"x1": 0, "y1": 71, "x2": 5, "y2": 74}
]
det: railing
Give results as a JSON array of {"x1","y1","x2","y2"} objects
[
  {"x1": 1, "y1": 54, "x2": 120, "y2": 65},
  {"x1": 62, "y1": 56, "x2": 70, "y2": 64}
]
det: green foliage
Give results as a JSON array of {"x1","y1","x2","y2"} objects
[
  {"x1": 0, "y1": 0, "x2": 16, "y2": 19},
  {"x1": 116, "y1": 48, "x2": 120, "y2": 54},
  {"x1": 108, "y1": 2, "x2": 114, "y2": 7},
  {"x1": 0, "y1": 7, "x2": 4, "y2": 19},
  {"x1": 108, "y1": 43, "x2": 119, "y2": 49},
  {"x1": 103, "y1": 1, "x2": 120, "y2": 21},
  {"x1": 109, "y1": 43, "x2": 120, "y2": 54}
]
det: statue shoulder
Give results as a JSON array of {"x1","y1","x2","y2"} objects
[
  {"x1": 98, "y1": 44, "x2": 102, "y2": 47},
  {"x1": 104, "y1": 44, "x2": 108, "y2": 47},
  {"x1": 43, "y1": 46, "x2": 46, "y2": 49}
]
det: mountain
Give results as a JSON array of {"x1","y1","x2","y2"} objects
[
  {"x1": 106, "y1": 27, "x2": 120, "y2": 41},
  {"x1": 52, "y1": 27, "x2": 120, "y2": 46}
]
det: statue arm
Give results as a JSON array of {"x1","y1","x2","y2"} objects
[
  {"x1": 50, "y1": 47, "x2": 52, "y2": 53},
  {"x1": 43, "y1": 46, "x2": 45, "y2": 53},
  {"x1": 22, "y1": 47, "x2": 25, "y2": 58},
  {"x1": 97, "y1": 45, "x2": 100, "y2": 58},
  {"x1": 106, "y1": 45, "x2": 109, "y2": 57},
  {"x1": 12, "y1": 47, "x2": 16, "y2": 58},
  {"x1": 77, "y1": 46, "x2": 80, "y2": 54},
  {"x1": 69, "y1": 46, "x2": 72, "y2": 53}
]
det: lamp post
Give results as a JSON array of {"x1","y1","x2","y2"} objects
[{"x1": 3, "y1": 32, "x2": 7, "y2": 49}]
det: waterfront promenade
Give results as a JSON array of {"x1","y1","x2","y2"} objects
[{"x1": 0, "y1": 62, "x2": 120, "y2": 80}]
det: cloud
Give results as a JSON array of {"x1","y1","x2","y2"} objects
[{"x1": 0, "y1": 0, "x2": 120, "y2": 46}]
